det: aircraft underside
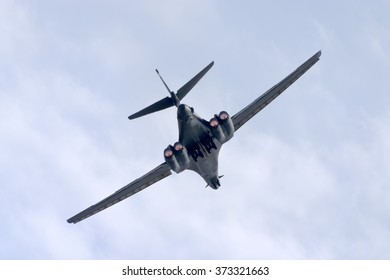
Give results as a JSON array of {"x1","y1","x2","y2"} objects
[
  {"x1": 67, "y1": 51, "x2": 321, "y2": 224},
  {"x1": 164, "y1": 106, "x2": 232, "y2": 189},
  {"x1": 186, "y1": 131, "x2": 223, "y2": 189}
]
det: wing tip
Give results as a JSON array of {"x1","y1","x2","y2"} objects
[{"x1": 67, "y1": 218, "x2": 77, "y2": 224}]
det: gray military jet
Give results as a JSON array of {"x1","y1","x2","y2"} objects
[{"x1": 67, "y1": 51, "x2": 321, "y2": 224}]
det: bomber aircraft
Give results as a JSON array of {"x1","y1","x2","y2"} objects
[{"x1": 67, "y1": 51, "x2": 321, "y2": 224}]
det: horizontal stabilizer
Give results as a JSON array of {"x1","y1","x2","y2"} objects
[
  {"x1": 128, "y1": 61, "x2": 214, "y2": 120},
  {"x1": 177, "y1": 61, "x2": 214, "y2": 100},
  {"x1": 128, "y1": 96, "x2": 174, "y2": 120}
]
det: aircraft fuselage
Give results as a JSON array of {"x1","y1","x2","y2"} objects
[{"x1": 176, "y1": 104, "x2": 224, "y2": 189}]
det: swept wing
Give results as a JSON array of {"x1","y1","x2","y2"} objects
[
  {"x1": 232, "y1": 51, "x2": 321, "y2": 131},
  {"x1": 67, "y1": 163, "x2": 172, "y2": 224}
]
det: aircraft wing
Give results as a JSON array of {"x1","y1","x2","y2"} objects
[
  {"x1": 67, "y1": 162, "x2": 172, "y2": 224},
  {"x1": 232, "y1": 51, "x2": 321, "y2": 131}
]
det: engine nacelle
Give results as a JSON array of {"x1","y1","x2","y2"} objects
[
  {"x1": 164, "y1": 145, "x2": 179, "y2": 172},
  {"x1": 209, "y1": 117, "x2": 225, "y2": 143},
  {"x1": 219, "y1": 111, "x2": 234, "y2": 139},
  {"x1": 164, "y1": 142, "x2": 190, "y2": 173},
  {"x1": 209, "y1": 111, "x2": 234, "y2": 143}
]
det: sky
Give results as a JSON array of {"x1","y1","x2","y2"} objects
[{"x1": 1, "y1": 0, "x2": 389, "y2": 259}]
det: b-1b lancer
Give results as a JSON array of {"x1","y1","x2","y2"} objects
[{"x1": 67, "y1": 51, "x2": 321, "y2": 224}]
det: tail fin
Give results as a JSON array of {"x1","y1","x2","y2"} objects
[{"x1": 128, "y1": 61, "x2": 214, "y2": 120}]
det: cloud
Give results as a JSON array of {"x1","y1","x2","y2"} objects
[{"x1": 1, "y1": 0, "x2": 390, "y2": 260}]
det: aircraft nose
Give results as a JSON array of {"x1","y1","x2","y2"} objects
[{"x1": 208, "y1": 177, "x2": 221, "y2": 189}]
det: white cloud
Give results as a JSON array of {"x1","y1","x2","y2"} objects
[{"x1": 1, "y1": 0, "x2": 390, "y2": 260}]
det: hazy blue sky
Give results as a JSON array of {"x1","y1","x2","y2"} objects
[{"x1": 1, "y1": 0, "x2": 389, "y2": 259}]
